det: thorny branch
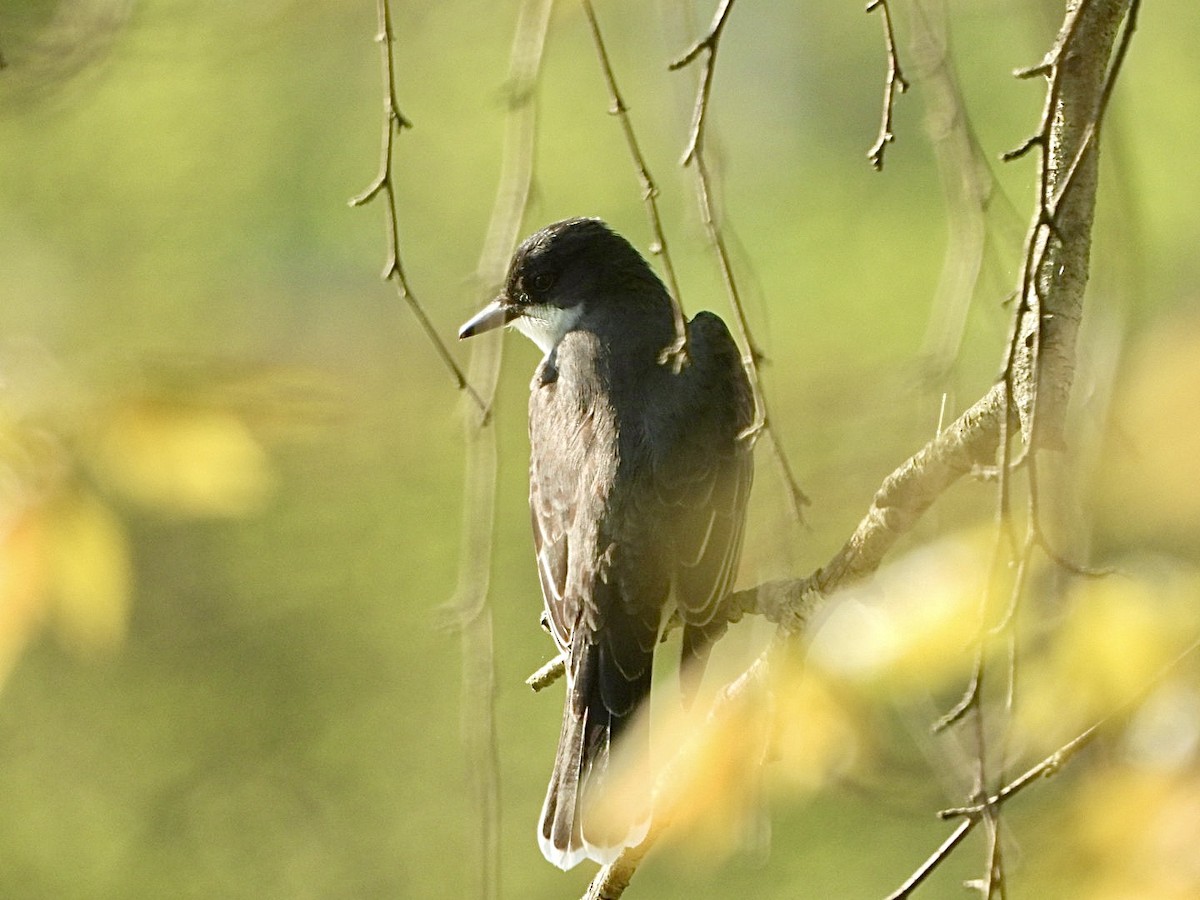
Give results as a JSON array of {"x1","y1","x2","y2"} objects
[
  {"x1": 670, "y1": 0, "x2": 810, "y2": 523},
  {"x1": 349, "y1": 0, "x2": 489, "y2": 417},
  {"x1": 933, "y1": 0, "x2": 1139, "y2": 763},
  {"x1": 891, "y1": 1, "x2": 1140, "y2": 896},
  {"x1": 580, "y1": 0, "x2": 690, "y2": 372},
  {"x1": 866, "y1": 0, "x2": 909, "y2": 170}
]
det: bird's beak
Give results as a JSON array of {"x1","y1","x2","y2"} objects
[{"x1": 458, "y1": 296, "x2": 516, "y2": 340}]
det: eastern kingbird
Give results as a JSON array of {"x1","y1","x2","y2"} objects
[{"x1": 459, "y1": 218, "x2": 754, "y2": 870}]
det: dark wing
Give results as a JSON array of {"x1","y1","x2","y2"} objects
[
  {"x1": 529, "y1": 389, "x2": 601, "y2": 652},
  {"x1": 653, "y1": 312, "x2": 754, "y2": 667}
]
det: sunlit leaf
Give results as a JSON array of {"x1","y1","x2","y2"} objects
[
  {"x1": 1016, "y1": 562, "x2": 1200, "y2": 750},
  {"x1": 810, "y1": 530, "x2": 993, "y2": 693},
  {"x1": 1035, "y1": 764, "x2": 1200, "y2": 900},
  {"x1": 92, "y1": 399, "x2": 274, "y2": 517},
  {"x1": 768, "y1": 657, "x2": 862, "y2": 792},
  {"x1": 593, "y1": 655, "x2": 860, "y2": 863}
]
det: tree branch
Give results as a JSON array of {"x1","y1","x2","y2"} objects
[
  {"x1": 670, "y1": 0, "x2": 810, "y2": 522},
  {"x1": 580, "y1": 0, "x2": 690, "y2": 372},
  {"x1": 887, "y1": 0, "x2": 1139, "y2": 895},
  {"x1": 1007, "y1": 0, "x2": 1139, "y2": 449},
  {"x1": 888, "y1": 628, "x2": 1200, "y2": 900},
  {"x1": 349, "y1": 0, "x2": 489, "y2": 417},
  {"x1": 866, "y1": 0, "x2": 910, "y2": 170},
  {"x1": 668, "y1": 0, "x2": 736, "y2": 166}
]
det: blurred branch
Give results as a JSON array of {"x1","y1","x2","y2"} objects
[
  {"x1": 866, "y1": 0, "x2": 909, "y2": 170},
  {"x1": 580, "y1": 0, "x2": 690, "y2": 372},
  {"x1": 434, "y1": 2, "x2": 555, "y2": 899},
  {"x1": 909, "y1": 0, "x2": 1010, "y2": 378},
  {"x1": 669, "y1": 0, "x2": 810, "y2": 523},
  {"x1": 349, "y1": 0, "x2": 489, "y2": 417}
]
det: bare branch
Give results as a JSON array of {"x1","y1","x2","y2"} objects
[
  {"x1": 350, "y1": 0, "x2": 489, "y2": 417},
  {"x1": 906, "y1": 3, "x2": 1140, "y2": 893},
  {"x1": 668, "y1": 0, "x2": 737, "y2": 165},
  {"x1": 1007, "y1": 0, "x2": 1139, "y2": 450},
  {"x1": 580, "y1": 0, "x2": 690, "y2": 372},
  {"x1": 882, "y1": 818, "x2": 974, "y2": 900},
  {"x1": 866, "y1": 0, "x2": 910, "y2": 170}
]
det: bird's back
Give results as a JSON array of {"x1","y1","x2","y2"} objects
[{"x1": 529, "y1": 307, "x2": 754, "y2": 868}]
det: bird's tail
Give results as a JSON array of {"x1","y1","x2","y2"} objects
[{"x1": 538, "y1": 641, "x2": 652, "y2": 870}]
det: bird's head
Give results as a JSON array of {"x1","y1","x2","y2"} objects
[{"x1": 458, "y1": 217, "x2": 660, "y2": 354}]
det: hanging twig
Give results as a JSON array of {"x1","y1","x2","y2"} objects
[
  {"x1": 669, "y1": 0, "x2": 736, "y2": 166},
  {"x1": 866, "y1": 0, "x2": 910, "y2": 170},
  {"x1": 670, "y1": 0, "x2": 810, "y2": 522},
  {"x1": 349, "y1": 0, "x2": 489, "y2": 417},
  {"x1": 900, "y1": 1, "x2": 1139, "y2": 896},
  {"x1": 580, "y1": 0, "x2": 690, "y2": 372}
]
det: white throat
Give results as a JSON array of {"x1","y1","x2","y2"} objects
[{"x1": 513, "y1": 305, "x2": 583, "y2": 356}]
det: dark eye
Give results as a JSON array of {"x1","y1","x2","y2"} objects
[{"x1": 530, "y1": 272, "x2": 556, "y2": 293}]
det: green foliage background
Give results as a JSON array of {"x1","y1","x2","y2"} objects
[{"x1": 0, "y1": 1, "x2": 1196, "y2": 898}]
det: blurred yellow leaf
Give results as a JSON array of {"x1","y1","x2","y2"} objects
[
  {"x1": 1100, "y1": 315, "x2": 1200, "y2": 534},
  {"x1": 1016, "y1": 563, "x2": 1200, "y2": 750},
  {"x1": 45, "y1": 489, "x2": 132, "y2": 655},
  {"x1": 594, "y1": 656, "x2": 860, "y2": 863},
  {"x1": 1037, "y1": 764, "x2": 1200, "y2": 900},
  {"x1": 769, "y1": 656, "x2": 861, "y2": 792},
  {"x1": 92, "y1": 399, "x2": 274, "y2": 517},
  {"x1": 810, "y1": 530, "x2": 993, "y2": 693}
]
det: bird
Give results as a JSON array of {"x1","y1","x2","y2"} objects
[{"x1": 458, "y1": 217, "x2": 754, "y2": 870}]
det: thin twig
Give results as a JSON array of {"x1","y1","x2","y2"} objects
[
  {"x1": 580, "y1": 0, "x2": 690, "y2": 372},
  {"x1": 899, "y1": 631, "x2": 1200, "y2": 900},
  {"x1": 671, "y1": 3, "x2": 810, "y2": 522},
  {"x1": 882, "y1": 819, "x2": 974, "y2": 900},
  {"x1": 669, "y1": 0, "x2": 737, "y2": 166},
  {"x1": 349, "y1": 0, "x2": 489, "y2": 417},
  {"x1": 866, "y1": 0, "x2": 910, "y2": 170}
]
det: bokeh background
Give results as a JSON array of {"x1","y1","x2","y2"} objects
[{"x1": 1, "y1": 1, "x2": 1198, "y2": 898}]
